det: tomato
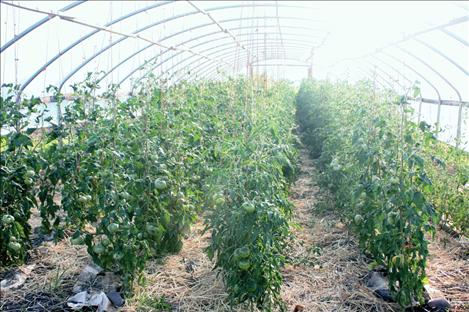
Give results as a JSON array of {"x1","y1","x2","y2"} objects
[
  {"x1": 93, "y1": 243, "x2": 105, "y2": 254},
  {"x1": 387, "y1": 211, "x2": 399, "y2": 225},
  {"x1": 121, "y1": 192, "x2": 132, "y2": 200},
  {"x1": 354, "y1": 214, "x2": 363, "y2": 224},
  {"x1": 113, "y1": 252, "x2": 124, "y2": 260},
  {"x1": 238, "y1": 260, "x2": 251, "y2": 271},
  {"x1": 101, "y1": 237, "x2": 111, "y2": 247},
  {"x1": 154, "y1": 179, "x2": 167, "y2": 190},
  {"x1": 215, "y1": 195, "x2": 225, "y2": 206},
  {"x1": 234, "y1": 246, "x2": 250, "y2": 259},
  {"x1": 242, "y1": 202, "x2": 255, "y2": 214},
  {"x1": 107, "y1": 223, "x2": 120, "y2": 233},
  {"x1": 24, "y1": 170, "x2": 35, "y2": 178},
  {"x1": 78, "y1": 195, "x2": 91, "y2": 204},
  {"x1": 24, "y1": 177, "x2": 33, "y2": 186},
  {"x1": 2, "y1": 214, "x2": 15, "y2": 225},
  {"x1": 70, "y1": 236, "x2": 84, "y2": 245},
  {"x1": 8, "y1": 242, "x2": 22, "y2": 252},
  {"x1": 162, "y1": 211, "x2": 171, "y2": 225},
  {"x1": 146, "y1": 223, "x2": 156, "y2": 234}
]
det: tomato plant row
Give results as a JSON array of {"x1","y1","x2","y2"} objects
[
  {"x1": 296, "y1": 80, "x2": 468, "y2": 307},
  {"x1": 1, "y1": 77, "x2": 298, "y2": 309}
]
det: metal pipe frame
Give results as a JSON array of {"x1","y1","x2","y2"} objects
[
  {"x1": 122, "y1": 34, "x2": 319, "y2": 87},
  {"x1": 99, "y1": 20, "x2": 319, "y2": 86},
  {"x1": 356, "y1": 67, "x2": 390, "y2": 91},
  {"x1": 14, "y1": 1, "x2": 174, "y2": 96},
  {"x1": 328, "y1": 15, "x2": 469, "y2": 73},
  {"x1": 56, "y1": 2, "x2": 318, "y2": 91},
  {"x1": 120, "y1": 17, "x2": 319, "y2": 86},
  {"x1": 189, "y1": 43, "x2": 323, "y2": 83},
  {"x1": 380, "y1": 50, "x2": 441, "y2": 101},
  {"x1": 154, "y1": 42, "x2": 314, "y2": 85},
  {"x1": 128, "y1": 42, "x2": 312, "y2": 87},
  {"x1": 370, "y1": 55, "x2": 413, "y2": 85},
  {"x1": 396, "y1": 46, "x2": 462, "y2": 101},
  {"x1": 380, "y1": 50, "x2": 444, "y2": 137},
  {"x1": 186, "y1": 0, "x2": 251, "y2": 57},
  {"x1": 169, "y1": 41, "x2": 315, "y2": 83},
  {"x1": 171, "y1": 45, "x2": 309, "y2": 84},
  {"x1": 439, "y1": 27, "x2": 469, "y2": 47},
  {"x1": 162, "y1": 34, "x2": 319, "y2": 80},
  {"x1": 360, "y1": 59, "x2": 407, "y2": 92},
  {"x1": 412, "y1": 37, "x2": 469, "y2": 76},
  {"x1": 0, "y1": 0, "x2": 86, "y2": 53}
]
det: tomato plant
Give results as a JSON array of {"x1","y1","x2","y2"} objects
[
  {"x1": 1, "y1": 84, "x2": 46, "y2": 266},
  {"x1": 296, "y1": 80, "x2": 448, "y2": 307}
]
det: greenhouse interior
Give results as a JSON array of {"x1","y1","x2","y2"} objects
[{"x1": 0, "y1": 1, "x2": 468, "y2": 311}]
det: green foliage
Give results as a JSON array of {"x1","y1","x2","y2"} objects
[
  {"x1": 201, "y1": 79, "x2": 297, "y2": 311},
  {"x1": 423, "y1": 141, "x2": 468, "y2": 235},
  {"x1": 1, "y1": 77, "x2": 297, "y2": 310},
  {"x1": 296, "y1": 80, "x2": 444, "y2": 307},
  {"x1": 1, "y1": 84, "x2": 45, "y2": 266},
  {"x1": 136, "y1": 295, "x2": 172, "y2": 311}
]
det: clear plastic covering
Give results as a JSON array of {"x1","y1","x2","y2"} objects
[{"x1": 1, "y1": 1, "x2": 468, "y2": 148}]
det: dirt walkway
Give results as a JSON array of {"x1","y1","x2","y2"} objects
[{"x1": 279, "y1": 150, "x2": 398, "y2": 312}]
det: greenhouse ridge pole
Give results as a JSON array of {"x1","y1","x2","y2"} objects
[
  {"x1": 186, "y1": 1, "x2": 252, "y2": 75},
  {"x1": 0, "y1": 0, "x2": 86, "y2": 53}
]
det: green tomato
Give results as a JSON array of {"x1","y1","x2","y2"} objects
[
  {"x1": 2, "y1": 214, "x2": 15, "y2": 225},
  {"x1": 93, "y1": 243, "x2": 105, "y2": 254},
  {"x1": 107, "y1": 223, "x2": 120, "y2": 233},
  {"x1": 354, "y1": 214, "x2": 364, "y2": 224},
  {"x1": 387, "y1": 211, "x2": 399, "y2": 225},
  {"x1": 101, "y1": 237, "x2": 111, "y2": 247},
  {"x1": 24, "y1": 170, "x2": 35, "y2": 178},
  {"x1": 24, "y1": 177, "x2": 34, "y2": 186},
  {"x1": 215, "y1": 196, "x2": 225, "y2": 206},
  {"x1": 78, "y1": 195, "x2": 90, "y2": 204},
  {"x1": 238, "y1": 260, "x2": 251, "y2": 271},
  {"x1": 162, "y1": 211, "x2": 171, "y2": 226},
  {"x1": 242, "y1": 202, "x2": 255, "y2": 214},
  {"x1": 113, "y1": 252, "x2": 124, "y2": 261},
  {"x1": 121, "y1": 192, "x2": 132, "y2": 200},
  {"x1": 234, "y1": 246, "x2": 250, "y2": 259},
  {"x1": 154, "y1": 179, "x2": 167, "y2": 190},
  {"x1": 70, "y1": 236, "x2": 84, "y2": 245},
  {"x1": 8, "y1": 242, "x2": 22, "y2": 252},
  {"x1": 146, "y1": 223, "x2": 157, "y2": 234}
]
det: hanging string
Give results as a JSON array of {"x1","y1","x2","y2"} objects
[
  {"x1": 2, "y1": 4, "x2": 9, "y2": 83},
  {"x1": 14, "y1": 3, "x2": 18, "y2": 86},
  {"x1": 42, "y1": 17, "x2": 50, "y2": 95}
]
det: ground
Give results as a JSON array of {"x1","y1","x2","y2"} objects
[{"x1": 1, "y1": 149, "x2": 468, "y2": 311}]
